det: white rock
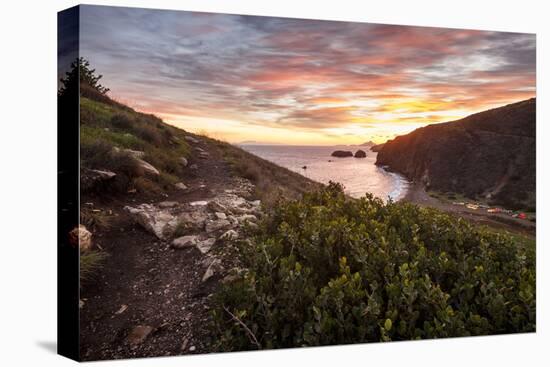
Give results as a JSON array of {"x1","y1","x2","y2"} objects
[
  {"x1": 174, "y1": 182, "x2": 187, "y2": 190},
  {"x1": 124, "y1": 204, "x2": 178, "y2": 239},
  {"x1": 180, "y1": 157, "x2": 188, "y2": 167},
  {"x1": 190, "y1": 200, "x2": 208, "y2": 207},
  {"x1": 172, "y1": 235, "x2": 199, "y2": 249},
  {"x1": 196, "y1": 238, "x2": 216, "y2": 254},
  {"x1": 158, "y1": 201, "x2": 178, "y2": 208},
  {"x1": 214, "y1": 212, "x2": 227, "y2": 220}
]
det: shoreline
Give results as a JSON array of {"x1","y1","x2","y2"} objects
[{"x1": 402, "y1": 183, "x2": 535, "y2": 236}]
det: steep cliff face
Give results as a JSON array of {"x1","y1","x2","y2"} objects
[{"x1": 376, "y1": 98, "x2": 536, "y2": 210}]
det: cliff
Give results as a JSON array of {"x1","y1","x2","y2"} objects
[{"x1": 376, "y1": 98, "x2": 535, "y2": 210}]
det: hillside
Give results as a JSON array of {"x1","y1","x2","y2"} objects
[
  {"x1": 78, "y1": 87, "x2": 320, "y2": 360},
  {"x1": 376, "y1": 98, "x2": 536, "y2": 210}
]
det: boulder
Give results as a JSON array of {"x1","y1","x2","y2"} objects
[
  {"x1": 136, "y1": 158, "x2": 160, "y2": 176},
  {"x1": 124, "y1": 204, "x2": 178, "y2": 239},
  {"x1": 180, "y1": 157, "x2": 188, "y2": 167},
  {"x1": 331, "y1": 150, "x2": 353, "y2": 158},
  {"x1": 172, "y1": 235, "x2": 199, "y2": 249},
  {"x1": 68, "y1": 225, "x2": 93, "y2": 251},
  {"x1": 354, "y1": 149, "x2": 367, "y2": 158}
]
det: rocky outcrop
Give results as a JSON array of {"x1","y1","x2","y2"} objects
[
  {"x1": 376, "y1": 98, "x2": 536, "y2": 210},
  {"x1": 125, "y1": 180, "x2": 261, "y2": 245},
  {"x1": 331, "y1": 150, "x2": 353, "y2": 158},
  {"x1": 354, "y1": 150, "x2": 367, "y2": 158},
  {"x1": 370, "y1": 143, "x2": 385, "y2": 152}
]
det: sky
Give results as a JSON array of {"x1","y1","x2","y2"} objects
[{"x1": 78, "y1": 5, "x2": 536, "y2": 145}]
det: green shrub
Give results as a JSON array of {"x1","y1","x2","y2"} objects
[{"x1": 211, "y1": 183, "x2": 535, "y2": 351}]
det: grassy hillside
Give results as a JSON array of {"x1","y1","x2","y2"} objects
[{"x1": 79, "y1": 88, "x2": 319, "y2": 204}]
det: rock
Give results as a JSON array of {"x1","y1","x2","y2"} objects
[
  {"x1": 122, "y1": 149, "x2": 146, "y2": 159},
  {"x1": 202, "y1": 259, "x2": 222, "y2": 282},
  {"x1": 205, "y1": 219, "x2": 231, "y2": 233},
  {"x1": 331, "y1": 150, "x2": 353, "y2": 158},
  {"x1": 190, "y1": 164, "x2": 198, "y2": 170},
  {"x1": 124, "y1": 204, "x2": 178, "y2": 239},
  {"x1": 189, "y1": 346, "x2": 196, "y2": 352},
  {"x1": 199, "y1": 152, "x2": 210, "y2": 159},
  {"x1": 190, "y1": 200, "x2": 208, "y2": 207},
  {"x1": 158, "y1": 201, "x2": 178, "y2": 208},
  {"x1": 194, "y1": 147, "x2": 206, "y2": 153},
  {"x1": 176, "y1": 211, "x2": 209, "y2": 231},
  {"x1": 196, "y1": 238, "x2": 216, "y2": 254},
  {"x1": 184, "y1": 136, "x2": 199, "y2": 144},
  {"x1": 237, "y1": 214, "x2": 257, "y2": 224},
  {"x1": 354, "y1": 149, "x2": 367, "y2": 158},
  {"x1": 172, "y1": 235, "x2": 199, "y2": 249},
  {"x1": 220, "y1": 229, "x2": 238, "y2": 241},
  {"x1": 68, "y1": 225, "x2": 93, "y2": 251},
  {"x1": 81, "y1": 168, "x2": 116, "y2": 192},
  {"x1": 180, "y1": 157, "x2": 188, "y2": 167},
  {"x1": 174, "y1": 182, "x2": 188, "y2": 190},
  {"x1": 127, "y1": 325, "x2": 154, "y2": 345},
  {"x1": 214, "y1": 212, "x2": 227, "y2": 220},
  {"x1": 208, "y1": 193, "x2": 252, "y2": 214},
  {"x1": 136, "y1": 158, "x2": 160, "y2": 176}
]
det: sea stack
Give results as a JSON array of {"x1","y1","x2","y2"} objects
[
  {"x1": 331, "y1": 150, "x2": 353, "y2": 158},
  {"x1": 354, "y1": 150, "x2": 367, "y2": 158}
]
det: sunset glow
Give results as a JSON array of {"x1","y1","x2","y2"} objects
[{"x1": 79, "y1": 6, "x2": 536, "y2": 145}]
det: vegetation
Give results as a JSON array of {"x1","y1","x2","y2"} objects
[
  {"x1": 211, "y1": 183, "x2": 535, "y2": 351},
  {"x1": 79, "y1": 91, "x2": 191, "y2": 194},
  {"x1": 215, "y1": 140, "x2": 321, "y2": 206},
  {"x1": 80, "y1": 250, "x2": 109, "y2": 282}
]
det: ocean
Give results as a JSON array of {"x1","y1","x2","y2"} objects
[{"x1": 241, "y1": 145, "x2": 409, "y2": 201}]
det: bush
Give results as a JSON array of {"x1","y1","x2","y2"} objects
[
  {"x1": 80, "y1": 250, "x2": 108, "y2": 283},
  {"x1": 110, "y1": 114, "x2": 133, "y2": 130},
  {"x1": 211, "y1": 183, "x2": 535, "y2": 351}
]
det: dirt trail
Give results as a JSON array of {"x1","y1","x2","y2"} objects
[{"x1": 79, "y1": 137, "x2": 244, "y2": 360}]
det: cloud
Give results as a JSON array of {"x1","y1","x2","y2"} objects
[{"x1": 79, "y1": 5, "x2": 536, "y2": 142}]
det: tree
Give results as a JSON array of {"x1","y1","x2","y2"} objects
[{"x1": 58, "y1": 57, "x2": 110, "y2": 97}]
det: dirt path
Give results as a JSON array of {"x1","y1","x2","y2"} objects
[
  {"x1": 403, "y1": 183, "x2": 535, "y2": 236},
  {"x1": 79, "y1": 137, "x2": 245, "y2": 360}
]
